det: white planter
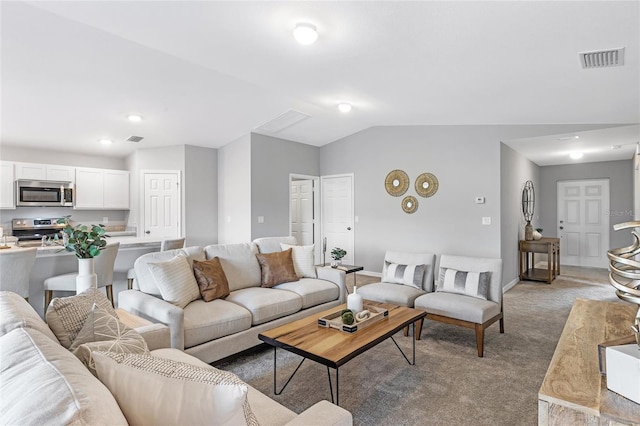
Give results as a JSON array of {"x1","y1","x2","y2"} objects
[{"x1": 76, "y1": 258, "x2": 97, "y2": 294}]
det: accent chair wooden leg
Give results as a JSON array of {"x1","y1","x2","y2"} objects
[
  {"x1": 106, "y1": 285, "x2": 114, "y2": 307},
  {"x1": 499, "y1": 317, "x2": 505, "y2": 333},
  {"x1": 475, "y1": 324, "x2": 485, "y2": 357},
  {"x1": 44, "y1": 290, "x2": 53, "y2": 313},
  {"x1": 415, "y1": 318, "x2": 424, "y2": 341},
  {"x1": 127, "y1": 278, "x2": 133, "y2": 290}
]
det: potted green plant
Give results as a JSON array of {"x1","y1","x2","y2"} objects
[{"x1": 330, "y1": 247, "x2": 347, "y2": 268}]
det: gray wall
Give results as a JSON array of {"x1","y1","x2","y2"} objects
[
  {"x1": 539, "y1": 159, "x2": 634, "y2": 250},
  {"x1": 500, "y1": 143, "x2": 541, "y2": 286},
  {"x1": 184, "y1": 145, "x2": 217, "y2": 246},
  {"x1": 250, "y1": 133, "x2": 320, "y2": 239},
  {"x1": 635, "y1": 152, "x2": 640, "y2": 221}
]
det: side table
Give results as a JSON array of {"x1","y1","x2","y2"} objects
[
  {"x1": 321, "y1": 263, "x2": 363, "y2": 292},
  {"x1": 519, "y1": 237, "x2": 560, "y2": 283}
]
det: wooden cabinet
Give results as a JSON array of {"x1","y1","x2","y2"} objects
[
  {"x1": 0, "y1": 161, "x2": 15, "y2": 209},
  {"x1": 14, "y1": 162, "x2": 75, "y2": 183},
  {"x1": 75, "y1": 167, "x2": 129, "y2": 210}
]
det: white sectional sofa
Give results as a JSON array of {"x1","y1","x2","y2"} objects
[
  {"x1": 119, "y1": 236, "x2": 347, "y2": 364},
  {"x1": 0, "y1": 291, "x2": 352, "y2": 426}
]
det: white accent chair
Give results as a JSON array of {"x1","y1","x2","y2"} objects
[
  {"x1": 127, "y1": 238, "x2": 185, "y2": 290},
  {"x1": 0, "y1": 247, "x2": 37, "y2": 300},
  {"x1": 43, "y1": 242, "x2": 120, "y2": 311},
  {"x1": 413, "y1": 255, "x2": 504, "y2": 357}
]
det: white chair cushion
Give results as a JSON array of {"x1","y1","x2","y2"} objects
[
  {"x1": 274, "y1": 278, "x2": 339, "y2": 308},
  {"x1": 414, "y1": 292, "x2": 500, "y2": 324},
  {"x1": 147, "y1": 254, "x2": 201, "y2": 309},
  {"x1": 43, "y1": 273, "x2": 78, "y2": 292},
  {"x1": 280, "y1": 243, "x2": 316, "y2": 278},
  {"x1": 357, "y1": 282, "x2": 426, "y2": 308},
  {"x1": 225, "y1": 287, "x2": 302, "y2": 325},
  {"x1": 183, "y1": 299, "x2": 252, "y2": 348}
]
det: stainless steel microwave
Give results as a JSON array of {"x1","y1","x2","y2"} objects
[{"x1": 16, "y1": 180, "x2": 74, "y2": 207}]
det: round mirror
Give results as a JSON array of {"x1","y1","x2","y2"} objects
[
  {"x1": 385, "y1": 170, "x2": 409, "y2": 197},
  {"x1": 415, "y1": 173, "x2": 439, "y2": 198},
  {"x1": 401, "y1": 195, "x2": 418, "y2": 214},
  {"x1": 393, "y1": 179, "x2": 400, "y2": 187}
]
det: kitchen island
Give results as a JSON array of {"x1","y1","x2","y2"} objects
[{"x1": 9, "y1": 236, "x2": 164, "y2": 318}]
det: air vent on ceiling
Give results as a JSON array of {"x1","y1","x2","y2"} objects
[
  {"x1": 579, "y1": 47, "x2": 624, "y2": 69},
  {"x1": 255, "y1": 109, "x2": 311, "y2": 133},
  {"x1": 126, "y1": 135, "x2": 144, "y2": 143}
]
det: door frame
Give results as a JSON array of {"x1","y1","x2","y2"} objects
[
  {"x1": 289, "y1": 173, "x2": 320, "y2": 263},
  {"x1": 139, "y1": 170, "x2": 182, "y2": 239},
  {"x1": 320, "y1": 173, "x2": 355, "y2": 265}
]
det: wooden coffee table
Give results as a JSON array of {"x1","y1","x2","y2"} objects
[{"x1": 258, "y1": 301, "x2": 426, "y2": 405}]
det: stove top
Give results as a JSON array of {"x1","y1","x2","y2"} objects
[{"x1": 12, "y1": 217, "x2": 66, "y2": 245}]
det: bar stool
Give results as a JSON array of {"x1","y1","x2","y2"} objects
[
  {"x1": 43, "y1": 242, "x2": 120, "y2": 312},
  {"x1": 0, "y1": 247, "x2": 37, "y2": 301},
  {"x1": 127, "y1": 238, "x2": 185, "y2": 289}
]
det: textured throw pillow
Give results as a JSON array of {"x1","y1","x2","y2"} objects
[
  {"x1": 147, "y1": 254, "x2": 201, "y2": 309},
  {"x1": 280, "y1": 243, "x2": 316, "y2": 278},
  {"x1": 192, "y1": 257, "x2": 230, "y2": 302},
  {"x1": 383, "y1": 261, "x2": 427, "y2": 290},
  {"x1": 69, "y1": 304, "x2": 148, "y2": 375},
  {"x1": 45, "y1": 288, "x2": 118, "y2": 348},
  {"x1": 437, "y1": 268, "x2": 491, "y2": 300},
  {"x1": 93, "y1": 352, "x2": 259, "y2": 426},
  {"x1": 255, "y1": 248, "x2": 299, "y2": 288}
]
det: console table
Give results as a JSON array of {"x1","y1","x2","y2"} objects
[
  {"x1": 538, "y1": 299, "x2": 640, "y2": 425},
  {"x1": 519, "y1": 237, "x2": 560, "y2": 283}
]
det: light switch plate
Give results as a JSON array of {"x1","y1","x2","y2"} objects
[
  {"x1": 482, "y1": 217, "x2": 491, "y2": 225},
  {"x1": 475, "y1": 197, "x2": 485, "y2": 204}
]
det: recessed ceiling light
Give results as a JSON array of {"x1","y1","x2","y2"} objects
[
  {"x1": 127, "y1": 114, "x2": 143, "y2": 122},
  {"x1": 293, "y1": 23, "x2": 318, "y2": 45},
  {"x1": 569, "y1": 152, "x2": 584, "y2": 159},
  {"x1": 338, "y1": 102, "x2": 352, "y2": 113},
  {"x1": 99, "y1": 139, "x2": 113, "y2": 145}
]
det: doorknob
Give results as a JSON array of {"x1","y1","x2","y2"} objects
[
  {"x1": 347, "y1": 227, "x2": 351, "y2": 231},
  {"x1": 559, "y1": 227, "x2": 563, "y2": 230},
  {"x1": 145, "y1": 230, "x2": 150, "y2": 234}
]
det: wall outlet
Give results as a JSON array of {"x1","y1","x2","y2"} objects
[
  {"x1": 475, "y1": 197, "x2": 485, "y2": 204},
  {"x1": 102, "y1": 217, "x2": 108, "y2": 224},
  {"x1": 257, "y1": 216, "x2": 264, "y2": 224},
  {"x1": 482, "y1": 217, "x2": 492, "y2": 225}
]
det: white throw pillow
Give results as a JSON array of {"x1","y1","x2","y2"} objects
[
  {"x1": 437, "y1": 268, "x2": 490, "y2": 300},
  {"x1": 383, "y1": 261, "x2": 427, "y2": 290},
  {"x1": 147, "y1": 254, "x2": 200, "y2": 309},
  {"x1": 280, "y1": 243, "x2": 316, "y2": 278},
  {"x1": 93, "y1": 352, "x2": 259, "y2": 426}
]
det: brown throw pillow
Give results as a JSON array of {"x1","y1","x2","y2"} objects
[
  {"x1": 192, "y1": 257, "x2": 230, "y2": 302},
  {"x1": 255, "y1": 248, "x2": 298, "y2": 288}
]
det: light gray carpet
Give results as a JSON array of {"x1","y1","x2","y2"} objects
[{"x1": 218, "y1": 266, "x2": 625, "y2": 426}]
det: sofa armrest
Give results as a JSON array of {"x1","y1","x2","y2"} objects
[
  {"x1": 284, "y1": 400, "x2": 352, "y2": 426},
  {"x1": 316, "y1": 267, "x2": 347, "y2": 303},
  {"x1": 118, "y1": 289, "x2": 185, "y2": 350},
  {"x1": 135, "y1": 323, "x2": 171, "y2": 350}
]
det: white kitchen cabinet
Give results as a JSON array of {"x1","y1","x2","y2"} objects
[
  {"x1": 14, "y1": 162, "x2": 75, "y2": 183},
  {"x1": 75, "y1": 167, "x2": 129, "y2": 210},
  {"x1": 0, "y1": 161, "x2": 15, "y2": 209}
]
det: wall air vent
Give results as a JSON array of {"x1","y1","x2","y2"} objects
[
  {"x1": 255, "y1": 109, "x2": 311, "y2": 133},
  {"x1": 579, "y1": 47, "x2": 624, "y2": 69},
  {"x1": 126, "y1": 135, "x2": 144, "y2": 143}
]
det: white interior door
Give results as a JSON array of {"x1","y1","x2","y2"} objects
[
  {"x1": 557, "y1": 179, "x2": 610, "y2": 268},
  {"x1": 321, "y1": 174, "x2": 354, "y2": 265},
  {"x1": 142, "y1": 172, "x2": 180, "y2": 238},
  {"x1": 291, "y1": 179, "x2": 314, "y2": 246}
]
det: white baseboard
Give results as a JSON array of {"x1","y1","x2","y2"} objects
[
  {"x1": 503, "y1": 278, "x2": 518, "y2": 293},
  {"x1": 361, "y1": 270, "x2": 381, "y2": 277}
]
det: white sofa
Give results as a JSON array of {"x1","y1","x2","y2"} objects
[
  {"x1": 0, "y1": 291, "x2": 352, "y2": 426},
  {"x1": 119, "y1": 237, "x2": 347, "y2": 364}
]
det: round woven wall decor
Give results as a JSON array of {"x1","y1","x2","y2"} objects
[
  {"x1": 415, "y1": 173, "x2": 439, "y2": 198},
  {"x1": 401, "y1": 196, "x2": 418, "y2": 214},
  {"x1": 385, "y1": 170, "x2": 409, "y2": 197}
]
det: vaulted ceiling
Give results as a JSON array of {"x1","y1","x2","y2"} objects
[{"x1": 1, "y1": 1, "x2": 638, "y2": 163}]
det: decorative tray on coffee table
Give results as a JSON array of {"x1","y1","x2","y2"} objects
[{"x1": 317, "y1": 304, "x2": 388, "y2": 333}]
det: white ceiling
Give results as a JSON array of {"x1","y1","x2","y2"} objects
[{"x1": 1, "y1": 1, "x2": 639, "y2": 162}]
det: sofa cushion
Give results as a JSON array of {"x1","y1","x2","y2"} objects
[
  {"x1": 274, "y1": 278, "x2": 339, "y2": 309},
  {"x1": 183, "y1": 299, "x2": 252, "y2": 349},
  {"x1": 414, "y1": 292, "x2": 500, "y2": 323},
  {"x1": 0, "y1": 327, "x2": 127, "y2": 425},
  {"x1": 437, "y1": 268, "x2": 490, "y2": 300},
  {"x1": 70, "y1": 304, "x2": 149, "y2": 374},
  {"x1": 280, "y1": 243, "x2": 317, "y2": 278},
  {"x1": 148, "y1": 254, "x2": 201, "y2": 308},
  {"x1": 45, "y1": 288, "x2": 118, "y2": 348},
  {"x1": 135, "y1": 246, "x2": 205, "y2": 297},
  {"x1": 383, "y1": 261, "x2": 427, "y2": 289},
  {"x1": 253, "y1": 236, "x2": 297, "y2": 254},
  {"x1": 256, "y1": 248, "x2": 299, "y2": 288},
  {"x1": 93, "y1": 351, "x2": 259, "y2": 426},
  {"x1": 204, "y1": 243, "x2": 262, "y2": 291},
  {"x1": 0, "y1": 291, "x2": 58, "y2": 343},
  {"x1": 226, "y1": 287, "x2": 303, "y2": 325},
  {"x1": 192, "y1": 257, "x2": 231, "y2": 302},
  {"x1": 357, "y1": 282, "x2": 426, "y2": 308}
]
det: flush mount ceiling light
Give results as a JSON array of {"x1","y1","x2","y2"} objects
[
  {"x1": 569, "y1": 152, "x2": 584, "y2": 160},
  {"x1": 99, "y1": 139, "x2": 113, "y2": 145},
  {"x1": 127, "y1": 114, "x2": 143, "y2": 122},
  {"x1": 338, "y1": 102, "x2": 352, "y2": 113},
  {"x1": 293, "y1": 23, "x2": 318, "y2": 45},
  {"x1": 611, "y1": 145, "x2": 622, "y2": 150}
]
